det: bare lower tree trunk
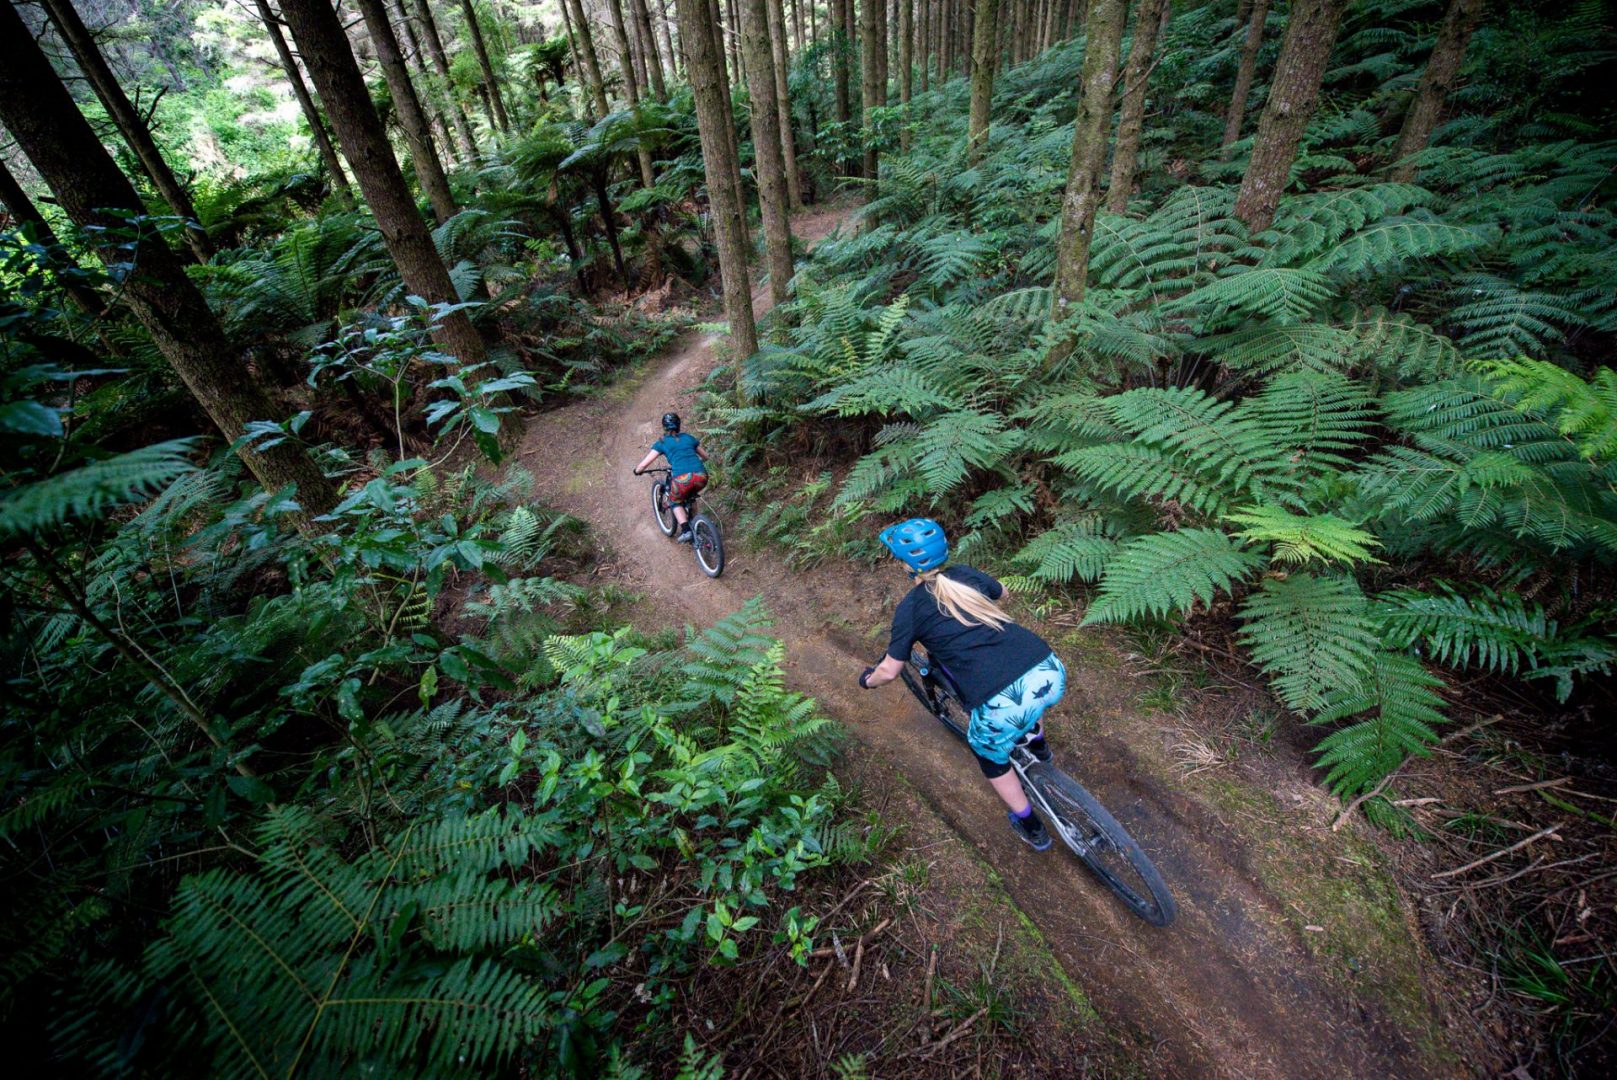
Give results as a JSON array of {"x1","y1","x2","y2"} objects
[
  {"x1": 861, "y1": 0, "x2": 883, "y2": 178},
  {"x1": 966, "y1": 0, "x2": 1000, "y2": 164},
  {"x1": 256, "y1": 0, "x2": 353, "y2": 201},
  {"x1": 660, "y1": 0, "x2": 682, "y2": 80},
  {"x1": 1105, "y1": 0, "x2": 1168, "y2": 213},
  {"x1": 1220, "y1": 0, "x2": 1268, "y2": 158},
  {"x1": 793, "y1": 0, "x2": 804, "y2": 51},
  {"x1": 898, "y1": 0, "x2": 913, "y2": 148},
  {"x1": 458, "y1": 0, "x2": 510, "y2": 130},
  {"x1": 608, "y1": 0, "x2": 659, "y2": 187},
  {"x1": 1390, "y1": 0, "x2": 1484, "y2": 182},
  {"x1": 674, "y1": 0, "x2": 759, "y2": 359},
  {"x1": 0, "y1": 3, "x2": 338, "y2": 520},
  {"x1": 766, "y1": 0, "x2": 804, "y2": 206},
  {"x1": 632, "y1": 0, "x2": 671, "y2": 98},
  {"x1": 920, "y1": 0, "x2": 930, "y2": 91},
  {"x1": 413, "y1": 0, "x2": 480, "y2": 161},
  {"x1": 1234, "y1": 0, "x2": 1348, "y2": 232},
  {"x1": 741, "y1": 0, "x2": 796, "y2": 306},
  {"x1": 1051, "y1": 0, "x2": 1125, "y2": 312},
  {"x1": 558, "y1": 0, "x2": 593, "y2": 120},
  {"x1": 40, "y1": 0, "x2": 211, "y2": 263},
  {"x1": 278, "y1": 0, "x2": 488, "y2": 369},
  {"x1": 565, "y1": 0, "x2": 613, "y2": 118},
  {"x1": 355, "y1": 0, "x2": 457, "y2": 222},
  {"x1": 833, "y1": 0, "x2": 852, "y2": 168}
]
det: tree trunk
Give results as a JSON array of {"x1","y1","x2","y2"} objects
[
  {"x1": 565, "y1": 0, "x2": 614, "y2": 119},
  {"x1": 660, "y1": 0, "x2": 682, "y2": 80},
  {"x1": 966, "y1": 0, "x2": 1000, "y2": 164},
  {"x1": 833, "y1": 0, "x2": 852, "y2": 155},
  {"x1": 0, "y1": 4, "x2": 339, "y2": 521},
  {"x1": 355, "y1": 0, "x2": 457, "y2": 223},
  {"x1": 1051, "y1": 0, "x2": 1125, "y2": 312},
  {"x1": 40, "y1": 0, "x2": 211, "y2": 263},
  {"x1": 674, "y1": 0, "x2": 760, "y2": 359},
  {"x1": 458, "y1": 0, "x2": 510, "y2": 130},
  {"x1": 608, "y1": 0, "x2": 659, "y2": 188},
  {"x1": 793, "y1": 0, "x2": 804, "y2": 51},
  {"x1": 919, "y1": 0, "x2": 930, "y2": 91},
  {"x1": 860, "y1": 0, "x2": 883, "y2": 178},
  {"x1": 726, "y1": 0, "x2": 745, "y2": 86},
  {"x1": 277, "y1": 0, "x2": 488, "y2": 368},
  {"x1": 741, "y1": 0, "x2": 796, "y2": 306},
  {"x1": 1105, "y1": 0, "x2": 1167, "y2": 213},
  {"x1": 256, "y1": 0, "x2": 353, "y2": 202},
  {"x1": 0, "y1": 157, "x2": 113, "y2": 321},
  {"x1": 632, "y1": 0, "x2": 671, "y2": 98},
  {"x1": 1233, "y1": 0, "x2": 1348, "y2": 232},
  {"x1": 412, "y1": 0, "x2": 481, "y2": 161},
  {"x1": 766, "y1": 0, "x2": 804, "y2": 206},
  {"x1": 559, "y1": 0, "x2": 594, "y2": 120},
  {"x1": 899, "y1": 0, "x2": 913, "y2": 148},
  {"x1": 1220, "y1": 0, "x2": 1268, "y2": 159},
  {"x1": 1389, "y1": 0, "x2": 1484, "y2": 182}
]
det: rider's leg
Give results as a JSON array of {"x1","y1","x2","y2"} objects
[
  {"x1": 987, "y1": 770, "x2": 1031, "y2": 814},
  {"x1": 673, "y1": 504, "x2": 689, "y2": 526}
]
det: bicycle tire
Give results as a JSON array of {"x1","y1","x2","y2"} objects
[
  {"x1": 1026, "y1": 767, "x2": 1177, "y2": 927},
  {"x1": 691, "y1": 514, "x2": 724, "y2": 577},
  {"x1": 900, "y1": 660, "x2": 968, "y2": 741},
  {"x1": 651, "y1": 480, "x2": 676, "y2": 536}
]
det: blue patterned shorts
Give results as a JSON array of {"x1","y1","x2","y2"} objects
[{"x1": 967, "y1": 653, "x2": 1067, "y2": 765}]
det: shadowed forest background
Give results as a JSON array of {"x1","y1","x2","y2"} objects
[{"x1": 2, "y1": 0, "x2": 1615, "y2": 1076}]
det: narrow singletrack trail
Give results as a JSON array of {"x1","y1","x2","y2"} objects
[{"x1": 515, "y1": 205, "x2": 1452, "y2": 1079}]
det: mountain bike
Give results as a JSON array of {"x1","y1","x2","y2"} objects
[
  {"x1": 640, "y1": 466, "x2": 724, "y2": 577},
  {"x1": 900, "y1": 647, "x2": 1176, "y2": 926}
]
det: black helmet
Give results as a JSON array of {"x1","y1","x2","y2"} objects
[{"x1": 661, "y1": 412, "x2": 681, "y2": 433}]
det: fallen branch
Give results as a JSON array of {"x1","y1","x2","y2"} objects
[
  {"x1": 1494, "y1": 777, "x2": 1571, "y2": 796},
  {"x1": 1432, "y1": 824, "x2": 1562, "y2": 880},
  {"x1": 913, "y1": 1007, "x2": 988, "y2": 1058},
  {"x1": 1333, "y1": 716, "x2": 1501, "y2": 831}
]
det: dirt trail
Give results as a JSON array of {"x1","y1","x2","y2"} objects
[{"x1": 516, "y1": 206, "x2": 1452, "y2": 1079}]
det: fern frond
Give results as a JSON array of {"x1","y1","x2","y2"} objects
[
  {"x1": 1310, "y1": 652, "x2": 1448, "y2": 796},
  {"x1": 1226, "y1": 505, "x2": 1383, "y2": 566},
  {"x1": 1238, "y1": 572, "x2": 1378, "y2": 713},
  {"x1": 1082, "y1": 529, "x2": 1263, "y2": 624}
]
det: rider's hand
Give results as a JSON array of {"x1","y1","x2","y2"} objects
[{"x1": 858, "y1": 666, "x2": 876, "y2": 690}]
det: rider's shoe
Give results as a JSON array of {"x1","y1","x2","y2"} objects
[
  {"x1": 1008, "y1": 809, "x2": 1052, "y2": 851},
  {"x1": 676, "y1": 525, "x2": 693, "y2": 543},
  {"x1": 1024, "y1": 726, "x2": 1053, "y2": 764}
]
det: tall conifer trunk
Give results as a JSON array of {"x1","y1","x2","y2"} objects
[
  {"x1": 833, "y1": 0, "x2": 853, "y2": 170},
  {"x1": 861, "y1": 0, "x2": 883, "y2": 179},
  {"x1": 1051, "y1": 0, "x2": 1125, "y2": 312},
  {"x1": 0, "y1": 4, "x2": 338, "y2": 519},
  {"x1": 412, "y1": 0, "x2": 481, "y2": 161},
  {"x1": 966, "y1": 0, "x2": 1000, "y2": 165},
  {"x1": 766, "y1": 0, "x2": 804, "y2": 205},
  {"x1": 1234, "y1": 0, "x2": 1348, "y2": 232},
  {"x1": 1220, "y1": 0, "x2": 1269, "y2": 159},
  {"x1": 1105, "y1": 0, "x2": 1168, "y2": 213},
  {"x1": 674, "y1": 0, "x2": 760, "y2": 360},
  {"x1": 255, "y1": 0, "x2": 353, "y2": 201},
  {"x1": 355, "y1": 0, "x2": 457, "y2": 223},
  {"x1": 277, "y1": 0, "x2": 488, "y2": 369},
  {"x1": 40, "y1": 0, "x2": 212, "y2": 263},
  {"x1": 632, "y1": 0, "x2": 671, "y2": 98},
  {"x1": 1390, "y1": 0, "x2": 1484, "y2": 183},
  {"x1": 608, "y1": 0, "x2": 660, "y2": 188},
  {"x1": 899, "y1": 0, "x2": 913, "y2": 148},
  {"x1": 458, "y1": 0, "x2": 510, "y2": 130},
  {"x1": 565, "y1": 0, "x2": 613, "y2": 118},
  {"x1": 741, "y1": 0, "x2": 796, "y2": 305}
]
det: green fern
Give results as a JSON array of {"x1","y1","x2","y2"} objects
[
  {"x1": 1310, "y1": 653, "x2": 1448, "y2": 796},
  {"x1": 0, "y1": 440, "x2": 196, "y2": 538},
  {"x1": 1238, "y1": 573, "x2": 1378, "y2": 714},
  {"x1": 1226, "y1": 505, "x2": 1383, "y2": 566},
  {"x1": 1082, "y1": 529, "x2": 1264, "y2": 624}
]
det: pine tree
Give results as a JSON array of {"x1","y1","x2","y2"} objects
[
  {"x1": 412, "y1": 0, "x2": 481, "y2": 161},
  {"x1": 254, "y1": 0, "x2": 353, "y2": 201},
  {"x1": 632, "y1": 0, "x2": 671, "y2": 98},
  {"x1": 1390, "y1": 0, "x2": 1485, "y2": 183},
  {"x1": 0, "y1": 4, "x2": 339, "y2": 519},
  {"x1": 766, "y1": 0, "x2": 803, "y2": 206},
  {"x1": 1234, "y1": 0, "x2": 1349, "y2": 232},
  {"x1": 458, "y1": 0, "x2": 510, "y2": 130},
  {"x1": 1220, "y1": 0, "x2": 1269, "y2": 159},
  {"x1": 354, "y1": 0, "x2": 457, "y2": 222},
  {"x1": 742, "y1": 0, "x2": 796, "y2": 305},
  {"x1": 1106, "y1": 0, "x2": 1169, "y2": 213},
  {"x1": 565, "y1": 0, "x2": 613, "y2": 119},
  {"x1": 608, "y1": 0, "x2": 660, "y2": 188},
  {"x1": 861, "y1": 0, "x2": 885, "y2": 178},
  {"x1": 966, "y1": 0, "x2": 1000, "y2": 165},
  {"x1": 1051, "y1": 0, "x2": 1126, "y2": 311}
]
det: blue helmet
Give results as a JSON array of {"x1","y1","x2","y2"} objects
[{"x1": 880, "y1": 518, "x2": 948, "y2": 573}]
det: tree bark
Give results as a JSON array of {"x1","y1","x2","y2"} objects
[
  {"x1": 966, "y1": 0, "x2": 1000, "y2": 165},
  {"x1": 1105, "y1": 0, "x2": 1167, "y2": 213},
  {"x1": 919, "y1": 0, "x2": 930, "y2": 91},
  {"x1": 0, "y1": 4, "x2": 339, "y2": 520},
  {"x1": 1389, "y1": 0, "x2": 1484, "y2": 183},
  {"x1": 0, "y1": 157, "x2": 112, "y2": 321},
  {"x1": 674, "y1": 0, "x2": 759, "y2": 359},
  {"x1": 412, "y1": 0, "x2": 480, "y2": 161},
  {"x1": 898, "y1": 0, "x2": 913, "y2": 148},
  {"x1": 792, "y1": 0, "x2": 804, "y2": 51},
  {"x1": 660, "y1": 0, "x2": 682, "y2": 80},
  {"x1": 727, "y1": 0, "x2": 745, "y2": 86},
  {"x1": 458, "y1": 0, "x2": 510, "y2": 130},
  {"x1": 565, "y1": 0, "x2": 614, "y2": 119},
  {"x1": 741, "y1": 0, "x2": 796, "y2": 306},
  {"x1": 1220, "y1": 0, "x2": 1268, "y2": 159},
  {"x1": 558, "y1": 0, "x2": 593, "y2": 120},
  {"x1": 1051, "y1": 0, "x2": 1125, "y2": 312},
  {"x1": 256, "y1": 0, "x2": 353, "y2": 202},
  {"x1": 833, "y1": 0, "x2": 852, "y2": 157},
  {"x1": 40, "y1": 0, "x2": 211, "y2": 263},
  {"x1": 277, "y1": 0, "x2": 488, "y2": 368},
  {"x1": 861, "y1": 0, "x2": 884, "y2": 178},
  {"x1": 766, "y1": 0, "x2": 804, "y2": 206},
  {"x1": 632, "y1": 0, "x2": 671, "y2": 98},
  {"x1": 355, "y1": 0, "x2": 457, "y2": 223},
  {"x1": 608, "y1": 0, "x2": 659, "y2": 188},
  {"x1": 1233, "y1": 0, "x2": 1348, "y2": 232}
]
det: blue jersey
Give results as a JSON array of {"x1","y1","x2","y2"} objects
[{"x1": 652, "y1": 432, "x2": 704, "y2": 476}]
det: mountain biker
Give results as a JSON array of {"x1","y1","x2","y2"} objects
[
  {"x1": 857, "y1": 519, "x2": 1066, "y2": 851},
  {"x1": 632, "y1": 412, "x2": 708, "y2": 543}
]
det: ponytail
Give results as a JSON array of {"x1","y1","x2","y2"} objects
[{"x1": 917, "y1": 568, "x2": 1011, "y2": 631}]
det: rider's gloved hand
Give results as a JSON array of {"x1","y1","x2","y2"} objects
[{"x1": 858, "y1": 666, "x2": 876, "y2": 690}]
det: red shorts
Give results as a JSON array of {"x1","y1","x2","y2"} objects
[{"x1": 670, "y1": 472, "x2": 708, "y2": 503}]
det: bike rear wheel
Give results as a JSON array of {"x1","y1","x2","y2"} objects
[
  {"x1": 652, "y1": 480, "x2": 676, "y2": 536},
  {"x1": 691, "y1": 514, "x2": 724, "y2": 577},
  {"x1": 1025, "y1": 768, "x2": 1176, "y2": 927}
]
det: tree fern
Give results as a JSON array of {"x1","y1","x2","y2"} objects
[
  {"x1": 1310, "y1": 652, "x2": 1448, "y2": 796},
  {"x1": 1082, "y1": 529, "x2": 1264, "y2": 624},
  {"x1": 1473, "y1": 357, "x2": 1617, "y2": 462},
  {"x1": 1238, "y1": 572, "x2": 1379, "y2": 714},
  {"x1": 0, "y1": 439, "x2": 196, "y2": 538},
  {"x1": 1226, "y1": 505, "x2": 1383, "y2": 566}
]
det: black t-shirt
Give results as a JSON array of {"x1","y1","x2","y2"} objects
[{"x1": 885, "y1": 566, "x2": 1053, "y2": 711}]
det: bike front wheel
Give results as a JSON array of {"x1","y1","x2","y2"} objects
[
  {"x1": 1026, "y1": 768, "x2": 1177, "y2": 927},
  {"x1": 651, "y1": 480, "x2": 676, "y2": 536},
  {"x1": 691, "y1": 514, "x2": 724, "y2": 577}
]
